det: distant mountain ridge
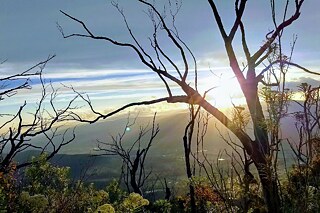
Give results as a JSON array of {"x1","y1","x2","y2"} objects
[{"x1": 14, "y1": 103, "x2": 304, "y2": 187}]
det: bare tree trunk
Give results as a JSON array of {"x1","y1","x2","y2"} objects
[
  {"x1": 255, "y1": 159, "x2": 281, "y2": 213},
  {"x1": 128, "y1": 154, "x2": 142, "y2": 195},
  {"x1": 183, "y1": 135, "x2": 197, "y2": 213},
  {"x1": 244, "y1": 80, "x2": 281, "y2": 212},
  {"x1": 130, "y1": 171, "x2": 142, "y2": 195}
]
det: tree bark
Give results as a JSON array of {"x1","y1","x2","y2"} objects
[
  {"x1": 130, "y1": 155, "x2": 143, "y2": 195},
  {"x1": 254, "y1": 157, "x2": 281, "y2": 213},
  {"x1": 183, "y1": 135, "x2": 197, "y2": 213},
  {"x1": 243, "y1": 79, "x2": 281, "y2": 212}
]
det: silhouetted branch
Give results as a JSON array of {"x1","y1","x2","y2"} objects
[
  {"x1": 0, "y1": 61, "x2": 78, "y2": 173},
  {"x1": 258, "y1": 60, "x2": 320, "y2": 79},
  {"x1": 96, "y1": 113, "x2": 160, "y2": 195},
  {"x1": 0, "y1": 55, "x2": 55, "y2": 102},
  {"x1": 251, "y1": 0, "x2": 304, "y2": 63}
]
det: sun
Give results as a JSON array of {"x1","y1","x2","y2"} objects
[{"x1": 201, "y1": 75, "x2": 246, "y2": 109}]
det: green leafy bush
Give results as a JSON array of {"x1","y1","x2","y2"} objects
[
  {"x1": 0, "y1": 163, "x2": 17, "y2": 212},
  {"x1": 18, "y1": 191, "x2": 48, "y2": 213},
  {"x1": 118, "y1": 193, "x2": 149, "y2": 212},
  {"x1": 151, "y1": 199, "x2": 172, "y2": 213},
  {"x1": 95, "y1": 203, "x2": 115, "y2": 213}
]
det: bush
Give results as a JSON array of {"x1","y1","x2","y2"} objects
[
  {"x1": 95, "y1": 203, "x2": 115, "y2": 213},
  {"x1": 106, "y1": 179, "x2": 126, "y2": 206},
  {"x1": 282, "y1": 159, "x2": 320, "y2": 212},
  {"x1": 15, "y1": 154, "x2": 111, "y2": 212},
  {"x1": 0, "y1": 163, "x2": 18, "y2": 212},
  {"x1": 118, "y1": 193, "x2": 149, "y2": 212},
  {"x1": 18, "y1": 191, "x2": 48, "y2": 213},
  {"x1": 151, "y1": 199, "x2": 172, "y2": 213}
]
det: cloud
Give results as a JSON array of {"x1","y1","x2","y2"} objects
[
  {"x1": 285, "y1": 77, "x2": 320, "y2": 90},
  {"x1": 2, "y1": 0, "x2": 320, "y2": 120},
  {"x1": 197, "y1": 51, "x2": 231, "y2": 69}
]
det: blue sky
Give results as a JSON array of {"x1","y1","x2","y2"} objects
[{"x1": 1, "y1": 0, "x2": 320, "y2": 114}]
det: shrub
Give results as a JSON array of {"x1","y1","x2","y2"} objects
[
  {"x1": 151, "y1": 199, "x2": 172, "y2": 213},
  {"x1": 0, "y1": 163, "x2": 18, "y2": 211},
  {"x1": 118, "y1": 193, "x2": 149, "y2": 212},
  {"x1": 18, "y1": 191, "x2": 48, "y2": 213},
  {"x1": 95, "y1": 203, "x2": 115, "y2": 213}
]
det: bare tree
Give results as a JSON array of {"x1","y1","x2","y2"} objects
[
  {"x1": 59, "y1": 0, "x2": 319, "y2": 211},
  {"x1": 96, "y1": 113, "x2": 159, "y2": 196},
  {"x1": 195, "y1": 105, "x2": 260, "y2": 212},
  {"x1": 291, "y1": 83, "x2": 320, "y2": 163},
  {"x1": 0, "y1": 56, "x2": 78, "y2": 173},
  {"x1": 182, "y1": 104, "x2": 202, "y2": 212}
]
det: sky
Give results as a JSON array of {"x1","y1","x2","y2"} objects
[{"x1": 1, "y1": 0, "x2": 320, "y2": 116}]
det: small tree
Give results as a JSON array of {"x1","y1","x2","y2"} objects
[
  {"x1": 281, "y1": 83, "x2": 320, "y2": 212},
  {"x1": 96, "y1": 113, "x2": 159, "y2": 196}
]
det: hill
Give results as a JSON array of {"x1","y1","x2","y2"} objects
[{"x1": 14, "y1": 103, "x2": 304, "y2": 187}]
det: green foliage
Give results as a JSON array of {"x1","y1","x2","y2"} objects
[
  {"x1": 71, "y1": 182, "x2": 109, "y2": 212},
  {"x1": 95, "y1": 204, "x2": 115, "y2": 213},
  {"x1": 25, "y1": 154, "x2": 70, "y2": 195},
  {"x1": 0, "y1": 163, "x2": 17, "y2": 212},
  {"x1": 18, "y1": 191, "x2": 48, "y2": 213},
  {"x1": 189, "y1": 175, "x2": 265, "y2": 212},
  {"x1": 231, "y1": 106, "x2": 250, "y2": 131},
  {"x1": 170, "y1": 195, "x2": 188, "y2": 212},
  {"x1": 282, "y1": 158, "x2": 320, "y2": 212},
  {"x1": 22, "y1": 154, "x2": 72, "y2": 212},
  {"x1": 106, "y1": 179, "x2": 126, "y2": 205},
  {"x1": 151, "y1": 199, "x2": 172, "y2": 213},
  {"x1": 4, "y1": 154, "x2": 110, "y2": 212},
  {"x1": 3, "y1": 150, "x2": 320, "y2": 212},
  {"x1": 1, "y1": 155, "x2": 154, "y2": 212},
  {"x1": 260, "y1": 86, "x2": 292, "y2": 132},
  {"x1": 118, "y1": 193, "x2": 149, "y2": 213}
]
